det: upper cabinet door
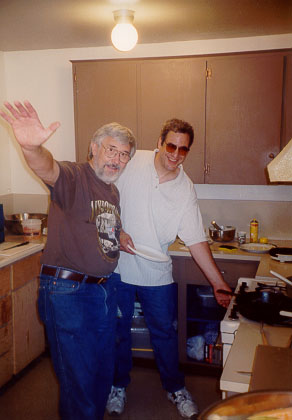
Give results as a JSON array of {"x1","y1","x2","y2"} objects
[
  {"x1": 282, "y1": 54, "x2": 292, "y2": 148},
  {"x1": 205, "y1": 54, "x2": 284, "y2": 184},
  {"x1": 139, "y1": 58, "x2": 206, "y2": 184},
  {"x1": 73, "y1": 60, "x2": 138, "y2": 163}
]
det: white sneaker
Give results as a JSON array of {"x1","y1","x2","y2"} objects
[
  {"x1": 106, "y1": 386, "x2": 126, "y2": 415},
  {"x1": 167, "y1": 387, "x2": 198, "y2": 418}
]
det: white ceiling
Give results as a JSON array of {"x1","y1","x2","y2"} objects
[{"x1": 0, "y1": 0, "x2": 291, "y2": 52}]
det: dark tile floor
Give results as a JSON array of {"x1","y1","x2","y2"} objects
[{"x1": 0, "y1": 353, "x2": 222, "y2": 419}]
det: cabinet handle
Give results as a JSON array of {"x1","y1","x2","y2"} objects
[
  {"x1": 269, "y1": 153, "x2": 275, "y2": 159},
  {"x1": 220, "y1": 270, "x2": 225, "y2": 274},
  {"x1": 204, "y1": 164, "x2": 210, "y2": 174}
]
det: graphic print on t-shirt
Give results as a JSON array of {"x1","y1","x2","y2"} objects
[{"x1": 90, "y1": 199, "x2": 121, "y2": 260}]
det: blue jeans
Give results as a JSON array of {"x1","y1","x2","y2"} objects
[
  {"x1": 113, "y1": 281, "x2": 184, "y2": 393},
  {"x1": 38, "y1": 266, "x2": 119, "y2": 420}
]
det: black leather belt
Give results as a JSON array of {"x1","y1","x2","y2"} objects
[{"x1": 41, "y1": 265, "x2": 107, "y2": 284}]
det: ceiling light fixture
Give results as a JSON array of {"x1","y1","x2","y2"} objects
[{"x1": 111, "y1": 9, "x2": 138, "y2": 52}]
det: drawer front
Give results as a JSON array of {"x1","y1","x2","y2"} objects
[
  {"x1": 172, "y1": 256, "x2": 259, "y2": 288},
  {"x1": 0, "y1": 322, "x2": 12, "y2": 356},
  {"x1": 217, "y1": 260, "x2": 259, "y2": 288},
  {"x1": 12, "y1": 253, "x2": 41, "y2": 290},
  {"x1": 0, "y1": 266, "x2": 10, "y2": 296},
  {"x1": 0, "y1": 295, "x2": 12, "y2": 325}
]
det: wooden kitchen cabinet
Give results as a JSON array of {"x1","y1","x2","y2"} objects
[
  {"x1": 205, "y1": 53, "x2": 283, "y2": 184},
  {"x1": 138, "y1": 58, "x2": 206, "y2": 183},
  {"x1": 72, "y1": 59, "x2": 139, "y2": 162},
  {"x1": 12, "y1": 253, "x2": 45, "y2": 374},
  {"x1": 0, "y1": 253, "x2": 45, "y2": 386},
  {"x1": 172, "y1": 256, "x2": 259, "y2": 368},
  {"x1": 282, "y1": 53, "x2": 292, "y2": 148},
  {"x1": 72, "y1": 49, "x2": 291, "y2": 185},
  {"x1": 0, "y1": 266, "x2": 13, "y2": 387}
]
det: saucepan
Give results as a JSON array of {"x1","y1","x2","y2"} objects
[
  {"x1": 209, "y1": 220, "x2": 236, "y2": 242},
  {"x1": 199, "y1": 390, "x2": 292, "y2": 419}
]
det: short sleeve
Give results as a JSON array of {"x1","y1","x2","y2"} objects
[
  {"x1": 50, "y1": 161, "x2": 77, "y2": 210},
  {"x1": 177, "y1": 187, "x2": 207, "y2": 246}
]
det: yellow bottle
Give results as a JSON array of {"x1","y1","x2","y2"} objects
[{"x1": 250, "y1": 219, "x2": 259, "y2": 243}]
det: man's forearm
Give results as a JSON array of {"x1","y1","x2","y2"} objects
[
  {"x1": 22, "y1": 145, "x2": 60, "y2": 186},
  {"x1": 188, "y1": 241, "x2": 232, "y2": 307},
  {"x1": 188, "y1": 241, "x2": 225, "y2": 287}
]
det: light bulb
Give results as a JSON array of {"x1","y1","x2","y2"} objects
[
  {"x1": 111, "y1": 9, "x2": 138, "y2": 52},
  {"x1": 111, "y1": 23, "x2": 138, "y2": 52}
]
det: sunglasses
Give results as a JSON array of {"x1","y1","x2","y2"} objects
[{"x1": 165, "y1": 142, "x2": 190, "y2": 157}]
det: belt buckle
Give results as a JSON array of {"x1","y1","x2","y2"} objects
[{"x1": 97, "y1": 277, "x2": 105, "y2": 284}]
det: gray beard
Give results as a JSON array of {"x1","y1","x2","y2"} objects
[{"x1": 94, "y1": 163, "x2": 122, "y2": 184}]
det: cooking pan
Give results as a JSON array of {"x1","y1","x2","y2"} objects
[
  {"x1": 270, "y1": 270, "x2": 292, "y2": 299},
  {"x1": 269, "y1": 247, "x2": 292, "y2": 262},
  {"x1": 287, "y1": 276, "x2": 292, "y2": 299},
  {"x1": 218, "y1": 287, "x2": 292, "y2": 325},
  {"x1": 236, "y1": 290, "x2": 292, "y2": 325}
]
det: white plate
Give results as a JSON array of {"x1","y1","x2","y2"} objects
[
  {"x1": 128, "y1": 244, "x2": 170, "y2": 263},
  {"x1": 240, "y1": 243, "x2": 276, "y2": 254}
]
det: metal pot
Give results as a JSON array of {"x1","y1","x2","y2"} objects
[
  {"x1": 4, "y1": 213, "x2": 47, "y2": 235},
  {"x1": 199, "y1": 390, "x2": 292, "y2": 419},
  {"x1": 209, "y1": 225, "x2": 236, "y2": 242}
]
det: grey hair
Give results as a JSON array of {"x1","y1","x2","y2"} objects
[{"x1": 88, "y1": 122, "x2": 137, "y2": 160}]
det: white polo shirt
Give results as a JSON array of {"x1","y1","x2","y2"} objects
[{"x1": 116, "y1": 150, "x2": 206, "y2": 286}]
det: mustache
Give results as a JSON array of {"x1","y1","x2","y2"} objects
[{"x1": 105, "y1": 163, "x2": 121, "y2": 170}]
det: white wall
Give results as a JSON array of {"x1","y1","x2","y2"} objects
[
  {"x1": 2, "y1": 33, "x2": 292, "y2": 200},
  {"x1": 0, "y1": 51, "x2": 11, "y2": 195}
]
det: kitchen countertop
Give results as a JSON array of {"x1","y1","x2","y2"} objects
[
  {"x1": 220, "y1": 322, "x2": 292, "y2": 395},
  {"x1": 1, "y1": 234, "x2": 292, "y2": 281},
  {"x1": 169, "y1": 238, "x2": 292, "y2": 280},
  {"x1": 0, "y1": 235, "x2": 45, "y2": 268}
]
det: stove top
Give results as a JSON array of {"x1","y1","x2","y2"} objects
[{"x1": 221, "y1": 277, "x2": 287, "y2": 339}]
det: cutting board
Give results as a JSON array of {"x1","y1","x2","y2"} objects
[
  {"x1": 250, "y1": 345, "x2": 292, "y2": 391},
  {"x1": 0, "y1": 242, "x2": 40, "y2": 256}
]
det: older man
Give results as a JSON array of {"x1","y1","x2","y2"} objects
[
  {"x1": 107, "y1": 118, "x2": 231, "y2": 418},
  {"x1": 0, "y1": 101, "x2": 136, "y2": 420}
]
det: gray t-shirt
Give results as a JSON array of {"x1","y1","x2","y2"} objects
[{"x1": 41, "y1": 161, "x2": 121, "y2": 277}]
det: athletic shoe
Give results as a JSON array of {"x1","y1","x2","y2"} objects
[
  {"x1": 106, "y1": 386, "x2": 126, "y2": 415},
  {"x1": 167, "y1": 387, "x2": 198, "y2": 418}
]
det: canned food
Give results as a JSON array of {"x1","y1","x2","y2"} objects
[{"x1": 250, "y1": 219, "x2": 259, "y2": 243}]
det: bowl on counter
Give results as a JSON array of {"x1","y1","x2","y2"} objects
[
  {"x1": 209, "y1": 225, "x2": 236, "y2": 242},
  {"x1": 4, "y1": 213, "x2": 48, "y2": 235}
]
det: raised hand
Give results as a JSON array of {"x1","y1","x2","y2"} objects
[{"x1": 0, "y1": 100, "x2": 60, "y2": 149}]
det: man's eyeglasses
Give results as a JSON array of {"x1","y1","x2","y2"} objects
[
  {"x1": 165, "y1": 142, "x2": 190, "y2": 157},
  {"x1": 102, "y1": 144, "x2": 131, "y2": 163}
]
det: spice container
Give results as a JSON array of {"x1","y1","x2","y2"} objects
[
  {"x1": 237, "y1": 231, "x2": 246, "y2": 244},
  {"x1": 250, "y1": 219, "x2": 259, "y2": 243}
]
